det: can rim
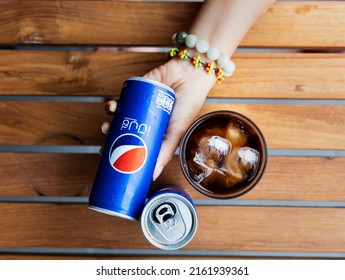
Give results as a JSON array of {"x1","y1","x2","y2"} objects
[
  {"x1": 140, "y1": 193, "x2": 198, "y2": 250},
  {"x1": 127, "y1": 76, "x2": 175, "y2": 96},
  {"x1": 88, "y1": 205, "x2": 138, "y2": 222}
]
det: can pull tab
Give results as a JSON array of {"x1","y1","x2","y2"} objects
[{"x1": 152, "y1": 202, "x2": 186, "y2": 242}]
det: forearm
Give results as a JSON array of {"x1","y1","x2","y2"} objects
[{"x1": 189, "y1": 0, "x2": 276, "y2": 57}]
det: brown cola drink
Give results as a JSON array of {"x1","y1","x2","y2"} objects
[{"x1": 179, "y1": 111, "x2": 267, "y2": 199}]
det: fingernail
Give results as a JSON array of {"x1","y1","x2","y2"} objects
[
  {"x1": 101, "y1": 123, "x2": 108, "y2": 134},
  {"x1": 152, "y1": 165, "x2": 163, "y2": 182},
  {"x1": 109, "y1": 102, "x2": 116, "y2": 112}
]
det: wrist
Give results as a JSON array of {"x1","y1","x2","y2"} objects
[
  {"x1": 169, "y1": 32, "x2": 236, "y2": 83},
  {"x1": 188, "y1": 0, "x2": 275, "y2": 57},
  {"x1": 172, "y1": 54, "x2": 216, "y2": 84},
  {"x1": 167, "y1": 57, "x2": 216, "y2": 102}
]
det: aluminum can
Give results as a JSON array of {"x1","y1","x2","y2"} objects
[
  {"x1": 140, "y1": 185, "x2": 198, "y2": 250},
  {"x1": 88, "y1": 77, "x2": 175, "y2": 221}
]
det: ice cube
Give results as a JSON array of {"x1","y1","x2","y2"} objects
[
  {"x1": 225, "y1": 120, "x2": 249, "y2": 148},
  {"x1": 201, "y1": 170, "x2": 219, "y2": 185},
  {"x1": 191, "y1": 165, "x2": 213, "y2": 183},
  {"x1": 224, "y1": 146, "x2": 260, "y2": 185},
  {"x1": 193, "y1": 135, "x2": 232, "y2": 170}
]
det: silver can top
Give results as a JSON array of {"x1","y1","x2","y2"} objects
[{"x1": 140, "y1": 192, "x2": 198, "y2": 250}]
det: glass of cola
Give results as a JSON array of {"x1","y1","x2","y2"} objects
[{"x1": 179, "y1": 110, "x2": 267, "y2": 199}]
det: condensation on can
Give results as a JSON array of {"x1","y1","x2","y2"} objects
[
  {"x1": 140, "y1": 185, "x2": 198, "y2": 250},
  {"x1": 88, "y1": 77, "x2": 175, "y2": 221}
]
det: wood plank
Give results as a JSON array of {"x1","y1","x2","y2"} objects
[
  {"x1": 1, "y1": 51, "x2": 345, "y2": 99},
  {"x1": 1, "y1": 154, "x2": 345, "y2": 203},
  {"x1": 200, "y1": 104, "x2": 345, "y2": 150},
  {"x1": 0, "y1": 101, "x2": 109, "y2": 146},
  {"x1": 0, "y1": 153, "x2": 100, "y2": 197},
  {"x1": 155, "y1": 156, "x2": 345, "y2": 202},
  {"x1": 229, "y1": 53, "x2": 345, "y2": 100},
  {"x1": 1, "y1": 203, "x2": 345, "y2": 253},
  {"x1": 244, "y1": 1, "x2": 345, "y2": 49},
  {"x1": 0, "y1": 255, "x2": 246, "y2": 260},
  {"x1": 0, "y1": 2, "x2": 344, "y2": 48},
  {"x1": 0, "y1": 102, "x2": 344, "y2": 149},
  {"x1": 0, "y1": 51, "x2": 164, "y2": 96}
]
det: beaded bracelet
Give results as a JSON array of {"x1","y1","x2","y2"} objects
[
  {"x1": 171, "y1": 31, "x2": 236, "y2": 78},
  {"x1": 167, "y1": 47, "x2": 225, "y2": 84}
]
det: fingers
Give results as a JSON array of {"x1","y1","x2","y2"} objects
[
  {"x1": 152, "y1": 123, "x2": 184, "y2": 181},
  {"x1": 152, "y1": 140, "x2": 176, "y2": 182},
  {"x1": 100, "y1": 100, "x2": 116, "y2": 156},
  {"x1": 102, "y1": 99, "x2": 117, "y2": 134},
  {"x1": 105, "y1": 100, "x2": 117, "y2": 115},
  {"x1": 143, "y1": 67, "x2": 163, "y2": 84},
  {"x1": 143, "y1": 61, "x2": 182, "y2": 88},
  {"x1": 101, "y1": 122, "x2": 110, "y2": 135},
  {"x1": 100, "y1": 122, "x2": 110, "y2": 156},
  {"x1": 99, "y1": 145, "x2": 104, "y2": 156}
]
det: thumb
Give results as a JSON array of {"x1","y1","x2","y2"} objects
[
  {"x1": 143, "y1": 61, "x2": 182, "y2": 87},
  {"x1": 143, "y1": 67, "x2": 164, "y2": 84}
]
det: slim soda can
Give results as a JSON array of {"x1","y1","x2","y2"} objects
[
  {"x1": 88, "y1": 77, "x2": 175, "y2": 221},
  {"x1": 140, "y1": 185, "x2": 198, "y2": 250}
]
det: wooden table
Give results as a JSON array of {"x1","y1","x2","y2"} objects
[{"x1": 0, "y1": 0, "x2": 344, "y2": 259}]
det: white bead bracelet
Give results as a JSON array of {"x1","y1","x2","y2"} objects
[{"x1": 172, "y1": 31, "x2": 236, "y2": 77}]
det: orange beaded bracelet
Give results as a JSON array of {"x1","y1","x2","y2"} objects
[
  {"x1": 167, "y1": 47, "x2": 225, "y2": 84},
  {"x1": 171, "y1": 31, "x2": 236, "y2": 78}
]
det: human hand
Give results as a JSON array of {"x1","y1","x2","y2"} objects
[{"x1": 102, "y1": 57, "x2": 216, "y2": 181}]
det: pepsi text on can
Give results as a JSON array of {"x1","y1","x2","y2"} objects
[{"x1": 88, "y1": 77, "x2": 175, "y2": 221}]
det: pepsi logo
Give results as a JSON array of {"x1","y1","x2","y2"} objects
[{"x1": 109, "y1": 133, "x2": 147, "y2": 174}]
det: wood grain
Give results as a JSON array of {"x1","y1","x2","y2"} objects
[
  {"x1": 1, "y1": 102, "x2": 344, "y2": 149},
  {"x1": 1, "y1": 203, "x2": 345, "y2": 253},
  {"x1": 199, "y1": 104, "x2": 345, "y2": 150},
  {"x1": 0, "y1": 2, "x2": 344, "y2": 48},
  {"x1": 0, "y1": 0, "x2": 344, "y2": 260},
  {"x1": 1, "y1": 51, "x2": 345, "y2": 99},
  {"x1": 0, "y1": 101, "x2": 108, "y2": 146},
  {"x1": 0, "y1": 51, "x2": 164, "y2": 96},
  {"x1": 0, "y1": 255, "x2": 250, "y2": 260},
  {"x1": 0, "y1": 153, "x2": 100, "y2": 197},
  {"x1": 155, "y1": 156, "x2": 345, "y2": 202},
  {"x1": 1, "y1": 154, "x2": 344, "y2": 202}
]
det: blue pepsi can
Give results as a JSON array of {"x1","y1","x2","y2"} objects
[{"x1": 88, "y1": 77, "x2": 175, "y2": 221}]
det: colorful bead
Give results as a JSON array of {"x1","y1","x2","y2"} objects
[
  {"x1": 207, "y1": 46, "x2": 220, "y2": 61},
  {"x1": 178, "y1": 49, "x2": 189, "y2": 60},
  {"x1": 175, "y1": 31, "x2": 188, "y2": 45},
  {"x1": 215, "y1": 68, "x2": 225, "y2": 84},
  {"x1": 167, "y1": 47, "x2": 179, "y2": 59},
  {"x1": 191, "y1": 56, "x2": 202, "y2": 68},
  {"x1": 223, "y1": 60, "x2": 236, "y2": 77},
  {"x1": 216, "y1": 53, "x2": 230, "y2": 68},
  {"x1": 166, "y1": 47, "x2": 226, "y2": 84},
  {"x1": 204, "y1": 62, "x2": 214, "y2": 74},
  {"x1": 171, "y1": 33, "x2": 177, "y2": 45},
  {"x1": 185, "y1": 34, "x2": 198, "y2": 48},
  {"x1": 196, "y1": 39, "x2": 209, "y2": 53}
]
